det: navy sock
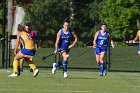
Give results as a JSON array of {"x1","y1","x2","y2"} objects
[
  {"x1": 62, "y1": 61, "x2": 67, "y2": 72},
  {"x1": 103, "y1": 62, "x2": 106, "y2": 73},
  {"x1": 100, "y1": 63, "x2": 104, "y2": 74},
  {"x1": 55, "y1": 61, "x2": 62, "y2": 67},
  {"x1": 97, "y1": 63, "x2": 100, "y2": 67}
]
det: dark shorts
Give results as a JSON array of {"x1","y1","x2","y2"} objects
[{"x1": 58, "y1": 48, "x2": 70, "y2": 53}]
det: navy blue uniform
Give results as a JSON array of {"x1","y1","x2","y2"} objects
[
  {"x1": 58, "y1": 28, "x2": 72, "y2": 52},
  {"x1": 95, "y1": 30, "x2": 109, "y2": 54}
]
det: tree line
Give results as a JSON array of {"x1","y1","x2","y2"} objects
[{"x1": 1, "y1": 0, "x2": 140, "y2": 40}]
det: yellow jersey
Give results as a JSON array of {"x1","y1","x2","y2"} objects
[
  {"x1": 137, "y1": 30, "x2": 140, "y2": 38},
  {"x1": 19, "y1": 31, "x2": 36, "y2": 50}
]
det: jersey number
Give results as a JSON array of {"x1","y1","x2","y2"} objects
[{"x1": 100, "y1": 40, "x2": 104, "y2": 45}]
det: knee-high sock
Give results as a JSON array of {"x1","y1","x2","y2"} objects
[
  {"x1": 13, "y1": 60, "x2": 18, "y2": 74},
  {"x1": 100, "y1": 63, "x2": 104, "y2": 73},
  {"x1": 26, "y1": 60, "x2": 36, "y2": 71},
  {"x1": 103, "y1": 62, "x2": 106, "y2": 73},
  {"x1": 54, "y1": 61, "x2": 62, "y2": 67},
  {"x1": 97, "y1": 63, "x2": 100, "y2": 67},
  {"x1": 62, "y1": 61, "x2": 67, "y2": 72}
]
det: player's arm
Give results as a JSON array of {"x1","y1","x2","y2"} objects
[
  {"x1": 14, "y1": 32, "x2": 21, "y2": 55},
  {"x1": 93, "y1": 31, "x2": 99, "y2": 48},
  {"x1": 69, "y1": 31, "x2": 78, "y2": 49},
  {"x1": 133, "y1": 31, "x2": 139, "y2": 43},
  {"x1": 54, "y1": 30, "x2": 61, "y2": 54},
  {"x1": 108, "y1": 33, "x2": 115, "y2": 48},
  {"x1": 33, "y1": 31, "x2": 38, "y2": 50},
  {"x1": 128, "y1": 31, "x2": 139, "y2": 43}
]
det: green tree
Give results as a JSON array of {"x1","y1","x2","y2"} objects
[
  {"x1": 89, "y1": 0, "x2": 103, "y2": 36},
  {"x1": 71, "y1": 0, "x2": 95, "y2": 37},
  {"x1": 99, "y1": 0, "x2": 140, "y2": 39},
  {"x1": 24, "y1": 0, "x2": 69, "y2": 36},
  {"x1": 24, "y1": 0, "x2": 97, "y2": 37}
]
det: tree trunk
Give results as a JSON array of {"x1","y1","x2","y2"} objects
[
  {"x1": 11, "y1": 6, "x2": 25, "y2": 49},
  {"x1": 8, "y1": 0, "x2": 13, "y2": 32}
]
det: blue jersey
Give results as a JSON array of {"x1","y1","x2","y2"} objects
[
  {"x1": 58, "y1": 28, "x2": 72, "y2": 51},
  {"x1": 96, "y1": 30, "x2": 109, "y2": 49}
]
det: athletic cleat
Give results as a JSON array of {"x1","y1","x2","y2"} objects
[
  {"x1": 103, "y1": 69, "x2": 107, "y2": 76},
  {"x1": 99, "y1": 73, "x2": 103, "y2": 76},
  {"x1": 103, "y1": 73, "x2": 106, "y2": 76},
  {"x1": 63, "y1": 72, "x2": 68, "y2": 78},
  {"x1": 8, "y1": 73, "x2": 18, "y2": 77},
  {"x1": 103, "y1": 71, "x2": 107, "y2": 76},
  {"x1": 33, "y1": 69, "x2": 39, "y2": 77},
  {"x1": 52, "y1": 63, "x2": 57, "y2": 74}
]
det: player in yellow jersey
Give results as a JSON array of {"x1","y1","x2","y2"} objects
[
  {"x1": 9, "y1": 24, "x2": 39, "y2": 77},
  {"x1": 19, "y1": 22, "x2": 37, "y2": 72},
  {"x1": 129, "y1": 30, "x2": 140, "y2": 55}
]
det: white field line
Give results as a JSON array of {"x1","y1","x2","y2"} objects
[{"x1": 0, "y1": 89, "x2": 92, "y2": 93}]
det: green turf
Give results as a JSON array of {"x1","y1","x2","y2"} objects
[
  {"x1": 1, "y1": 46, "x2": 140, "y2": 71},
  {"x1": 32, "y1": 46, "x2": 140, "y2": 71},
  {"x1": 110, "y1": 46, "x2": 140, "y2": 71},
  {"x1": 1, "y1": 69, "x2": 140, "y2": 93}
]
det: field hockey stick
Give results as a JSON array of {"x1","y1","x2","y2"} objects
[
  {"x1": 42, "y1": 53, "x2": 55, "y2": 61},
  {"x1": 42, "y1": 48, "x2": 70, "y2": 61}
]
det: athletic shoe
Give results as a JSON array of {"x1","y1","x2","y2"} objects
[
  {"x1": 8, "y1": 73, "x2": 18, "y2": 77},
  {"x1": 63, "y1": 72, "x2": 68, "y2": 78},
  {"x1": 103, "y1": 70, "x2": 107, "y2": 76},
  {"x1": 33, "y1": 69, "x2": 39, "y2": 77},
  {"x1": 52, "y1": 63, "x2": 57, "y2": 74},
  {"x1": 99, "y1": 73, "x2": 103, "y2": 76}
]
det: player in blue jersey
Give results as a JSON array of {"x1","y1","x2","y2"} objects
[
  {"x1": 52, "y1": 20, "x2": 78, "y2": 78},
  {"x1": 93, "y1": 23, "x2": 114, "y2": 76}
]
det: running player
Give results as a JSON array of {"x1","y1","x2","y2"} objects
[
  {"x1": 9, "y1": 24, "x2": 39, "y2": 77},
  {"x1": 93, "y1": 23, "x2": 114, "y2": 76},
  {"x1": 52, "y1": 19, "x2": 78, "y2": 78}
]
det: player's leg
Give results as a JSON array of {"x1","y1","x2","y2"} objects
[
  {"x1": 138, "y1": 45, "x2": 140, "y2": 56},
  {"x1": 95, "y1": 54, "x2": 100, "y2": 66},
  {"x1": 95, "y1": 54, "x2": 101, "y2": 75},
  {"x1": 94, "y1": 47, "x2": 102, "y2": 75},
  {"x1": 102, "y1": 51, "x2": 107, "y2": 76},
  {"x1": 20, "y1": 58, "x2": 24, "y2": 72},
  {"x1": 52, "y1": 53, "x2": 62, "y2": 74},
  {"x1": 94, "y1": 47, "x2": 101, "y2": 64},
  {"x1": 99, "y1": 52, "x2": 106, "y2": 76},
  {"x1": 29, "y1": 58, "x2": 33, "y2": 72},
  {"x1": 25, "y1": 58, "x2": 39, "y2": 77},
  {"x1": 98, "y1": 48, "x2": 107, "y2": 76},
  {"x1": 9, "y1": 52, "x2": 24, "y2": 77},
  {"x1": 61, "y1": 51, "x2": 69, "y2": 78}
]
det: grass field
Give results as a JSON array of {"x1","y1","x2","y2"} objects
[
  {"x1": 1, "y1": 46, "x2": 140, "y2": 93},
  {"x1": 1, "y1": 69, "x2": 140, "y2": 93}
]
